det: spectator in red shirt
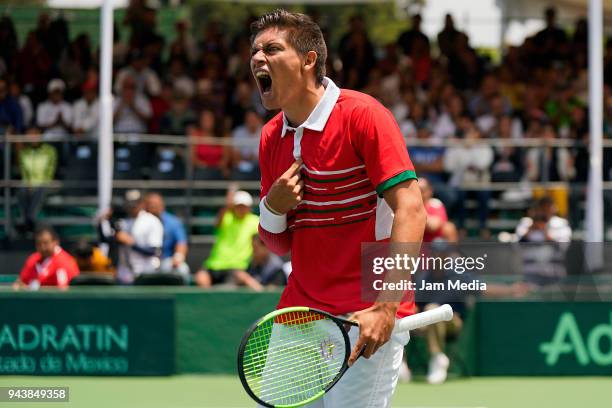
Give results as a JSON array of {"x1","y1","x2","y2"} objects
[
  {"x1": 189, "y1": 109, "x2": 231, "y2": 179},
  {"x1": 13, "y1": 225, "x2": 79, "y2": 290},
  {"x1": 420, "y1": 177, "x2": 458, "y2": 243}
]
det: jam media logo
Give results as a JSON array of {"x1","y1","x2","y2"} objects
[{"x1": 539, "y1": 312, "x2": 612, "y2": 366}]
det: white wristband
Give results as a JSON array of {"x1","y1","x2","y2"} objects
[{"x1": 259, "y1": 196, "x2": 287, "y2": 233}]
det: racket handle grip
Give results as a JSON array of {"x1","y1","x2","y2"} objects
[{"x1": 395, "y1": 304, "x2": 454, "y2": 333}]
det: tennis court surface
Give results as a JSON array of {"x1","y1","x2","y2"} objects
[{"x1": 0, "y1": 375, "x2": 609, "y2": 408}]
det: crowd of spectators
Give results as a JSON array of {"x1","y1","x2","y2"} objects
[
  {"x1": 6, "y1": 6, "x2": 591, "y2": 378},
  {"x1": 14, "y1": 187, "x2": 285, "y2": 289},
  {"x1": 1, "y1": 4, "x2": 611, "y2": 235}
]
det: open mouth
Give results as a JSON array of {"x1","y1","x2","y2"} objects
[{"x1": 255, "y1": 71, "x2": 272, "y2": 94}]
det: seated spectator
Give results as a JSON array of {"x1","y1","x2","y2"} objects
[
  {"x1": 525, "y1": 124, "x2": 574, "y2": 217},
  {"x1": 17, "y1": 127, "x2": 57, "y2": 233},
  {"x1": 113, "y1": 75, "x2": 152, "y2": 134},
  {"x1": 36, "y1": 79, "x2": 72, "y2": 140},
  {"x1": 339, "y1": 14, "x2": 375, "y2": 90},
  {"x1": 169, "y1": 20, "x2": 198, "y2": 65},
  {"x1": 391, "y1": 88, "x2": 416, "y2": 124},
  {"x1": 115, "y1": 49, "x2": 161, "y2": 97},
  {"x1": 0, "y1": 16, "x2": 18, "y2": 77},
  {"x1": 234, "y1": 234, "x2": 287, "y2": 291},
  {"x1": 0, "y1": 77, "x2": 24, "y2": 135},
  {"x1": 408, "y1": 128, "x2": 445, "y2": 181},
  {"x1": 72, "y1": 78, "x2": 99, "y2": 138},
  {"x1": 447, "y1": 33, "x2": 482, "y2": 91},
  {"x1": 399, "y1": 101, "x2": 429, "y2": 140},
  {"x1": 59, "y1": 38, "x2": 88, "y2": 101},
  {"x1": 194, "y1": 189, "x2": 259, "y2": 287},
  {"x1": 144, "y1": 192, "x2": 190, "y2": 283},
  {"x1": 149, "y1": 82, "x2": 173, "y2": 134},
  {"x1": 419, "y1": 177, "x2": 457, "y2": 243},
  {"x1": 159, "y1": 87, "x2": 197, "y2": 136},
  {"x1": 112, "y1": 190, "x2": 164, "y2": 284},
  {"x1": 72, "y1": 239, "x2": 114, "y2": 274},
  {"x1": 17, "y1": 31, "x2": 52, "y2": 106},
  {"x1": 165, "y1": 57, "x2": 195, "y2": 99},
  {"x1": 13, "y1": 224, "x2": 79, "y2": 290},
  {"x1": 189, "y1": 109, "x2": 231, "y2": 179},
  {"x1": 231, "y1": 109, "x2": 262, "y2": 180},
  {"x1": 228, "y1": 80, "x2": 260, "y2": 128},
  {"x1": 9, "y1": 81, "x2": 33, "y2": 129},
  {"x1": 475, "y1": 93, "x2": 517, "y2": 138},
  {"x1": 515, "y1": 196, "x2": 572, "y2": 285},
  {"x1": 191, "y1": 78, "x2": 218, "y2": 116},
  {"x1": 467, "y1": 73, "x2": 508, "y2": 117},
  {"x1": 443, "y1": 122, "x2": 493, "y2": 236},
  {"x1": 431, "y1": 93, "x2": 464, "y2": 140},
  {"x1": 491, "y1": 115, "x2": 524, "y2": 183}
]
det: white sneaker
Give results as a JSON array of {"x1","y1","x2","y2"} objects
[
  {"x1": 426, "y1": 352, "x2": 450, "y2": 384},
  {"x1": 398, "y1": 361, "x2": 412, "y2": 383}
]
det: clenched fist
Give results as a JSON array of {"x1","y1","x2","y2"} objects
[{"x1": 265, "y1": 160, "x2": 304, "y2": 214}]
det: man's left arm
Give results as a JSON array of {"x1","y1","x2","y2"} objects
[
  {"x1": 347, "y1": 179, "x2": 426, "y2": 365},
  {"x1": 347, "y1": 103, "x2": 426, "y2": 365},
  {"x1": 115, "y1": 220, "x2": 163, "y2": 257}
]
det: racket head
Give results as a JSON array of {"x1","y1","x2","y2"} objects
[{"x1": 237, "y1": 307, "x2": 352, "y2": 408}]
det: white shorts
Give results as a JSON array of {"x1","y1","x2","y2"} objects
[{"x1": 256, "y1": 319, "x2": 410, "y2": 408}]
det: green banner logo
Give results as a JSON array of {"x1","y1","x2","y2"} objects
[
  {"x1": 0, "y1": 297, "x2": 175, "y2": 375},
  {"x1": 539, "y1": 312, "x2": 612, "y2": 366}
]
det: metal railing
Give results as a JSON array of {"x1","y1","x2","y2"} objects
[{"x1": 1, "y1": 133, "x2": 611, "y2": 240}]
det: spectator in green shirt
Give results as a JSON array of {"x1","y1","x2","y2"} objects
[
  {"x1": 194, "y1": 188, "x2": 259, "y2": 287},
  {"x1": 17, "y1": 127, "x2": 57, "y2": 233}
]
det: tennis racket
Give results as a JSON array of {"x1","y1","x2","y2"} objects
[{"x1": 237, "y1": 304, "x2": 453, "y2": 407}]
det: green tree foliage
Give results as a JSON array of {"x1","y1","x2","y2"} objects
[{"x1": 187, "y1": 1, "x2": 412, "y2": 50}]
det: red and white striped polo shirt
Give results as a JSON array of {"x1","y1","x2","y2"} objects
[{"x1": 259, "y1": 78, "x2": 417, "y2": 317}]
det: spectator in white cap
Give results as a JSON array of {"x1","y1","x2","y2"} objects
[
  {"x1": 36, "y1": 79, "x2": 73, "y2": 140},
  {"x1": 194, "y1": 186, "x2": 260, "y2": 287}
]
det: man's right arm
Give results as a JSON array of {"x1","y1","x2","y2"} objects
[{"x1": 258, "y1": 135, "x2": 302, "y2": 256}]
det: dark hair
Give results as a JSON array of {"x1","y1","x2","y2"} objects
[
  {"x1": 34, "y1": 224, "x2": 59, "y2": 241},
  {"x1": 73, "y1": 239, "x2": 94, "y2": 259},
  {"x1": 537, "y1": 196, "x2": 554, "y2": 208},
  {"x1": 251, "y1": 9, "x2": 327, "y2": 85}
]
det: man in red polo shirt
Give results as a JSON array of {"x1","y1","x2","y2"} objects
[
  {"x1": 251, "y1": 10, "x2": 426, "y2": 406},
  {"x1": 14, "y1": 225, "x2": 79, "y2": 290}
]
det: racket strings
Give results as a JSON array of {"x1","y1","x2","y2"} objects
[{"x1": 241, "y1": 311, "x2": 347, "y2": 406}]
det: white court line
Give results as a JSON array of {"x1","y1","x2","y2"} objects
[
  {"x1": 208, "y1": 401, "x2": 488, "y2": 408},
  {"x1": 201, "y1": 401, "x2": 488, "y2": 408}
]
